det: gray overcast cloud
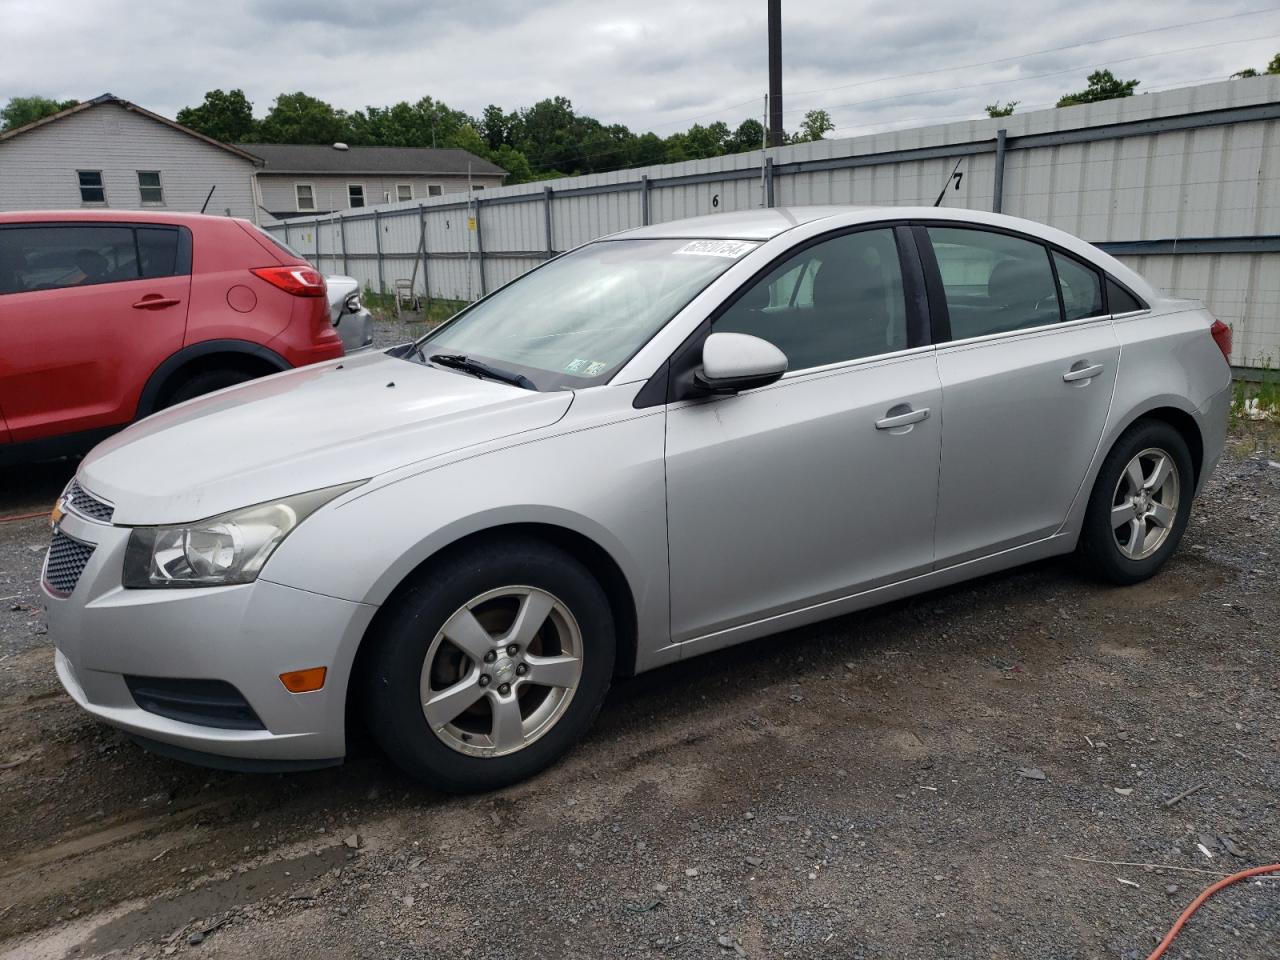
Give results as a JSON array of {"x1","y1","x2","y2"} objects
[{"x1": 3, "y1": 1, "x2": 1279, "y2": 139}]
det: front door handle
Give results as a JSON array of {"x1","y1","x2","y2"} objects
[
  {"x1": 875, "y1": 405, "x2": 930, "y2": 431},
  {"x1": 132, "y1": 296, "x2": 182, "y2": 310},
  {"x1": 1063, "y1": 361, "x2": 1104, "y2": 383}
]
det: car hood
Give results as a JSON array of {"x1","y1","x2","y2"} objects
[{"x1": 81, "y1": 349, "x2": 574, "y2": 525}]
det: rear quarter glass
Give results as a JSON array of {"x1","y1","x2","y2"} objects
[{"x1": 237, "y1": 221, "x2": 305, "y2": 265}]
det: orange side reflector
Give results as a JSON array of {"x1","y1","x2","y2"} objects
[{"x1": 279, "y1": 666, "x2": 327, "y2": 693}]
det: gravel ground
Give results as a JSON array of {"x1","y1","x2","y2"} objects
[{"x1": 0, "y1": 360, "x2": 1276, "y2": 959}]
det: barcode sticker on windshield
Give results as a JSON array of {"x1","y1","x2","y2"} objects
[{"x1": 674, "y1": 240, "x2": 757, "y2": 258}]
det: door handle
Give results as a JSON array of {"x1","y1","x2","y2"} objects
[
  {"x1": 1063, "y1": 362, "x2": 1104, "y2": 382},
  {"x1": 132, "y1": 296, "x2": 181, "y2": 310},
  {"x1": 875, "y1": 405, "x2": 930, "y2": 430}
]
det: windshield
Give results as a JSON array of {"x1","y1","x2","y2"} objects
[{"x1": 413, "y1": 237, "x2": 758, "y2": 390}]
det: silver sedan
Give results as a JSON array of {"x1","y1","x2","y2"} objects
[{"x1": 43, "y1": 206, "x2": 1232, "y2": 791}]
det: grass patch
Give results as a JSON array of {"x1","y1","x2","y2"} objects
[{"x1": 360, "y1": 287, "x2": 470, "y2": 326}]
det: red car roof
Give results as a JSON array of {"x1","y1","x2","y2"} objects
[{"x1": 0, "y1": 210, "x2": 254, "y2": 227}]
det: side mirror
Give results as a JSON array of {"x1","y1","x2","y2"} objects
[{"x1": 693, "y1": 332, "x2": 788, "y2": 394}]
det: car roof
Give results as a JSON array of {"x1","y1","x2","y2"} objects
[
  {"x1": 616, "y1": 205, "x2": 1098, "y2": 241},
  {"x1": 613, "y1": 204, "x2": 1161, "y2": 303},
  {"x1": 0, "y1": 210, "x2": 248, "y2": 227}
]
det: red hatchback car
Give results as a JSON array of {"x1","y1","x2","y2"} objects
[{"x1": 0, "y1": 210, "x2": 343, "y2": 465}]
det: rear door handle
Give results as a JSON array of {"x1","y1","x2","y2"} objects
[
  {"x1": 875, "y1": 405, "x2": 930, "y2": 431},
  {"x1": 132, "y1": 296, "x2": 181, "y2": 310},
  {"x1": 1063, "y1": 362, "x2": 1104, "y2": 382}
]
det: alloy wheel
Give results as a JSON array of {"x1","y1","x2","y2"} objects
[
  {"x1": 1110, "y1": 446, "x2": 1180, "y2": 561},
  {"x1": 419, "y1": 586, "x2": 583, "y2": 758}
]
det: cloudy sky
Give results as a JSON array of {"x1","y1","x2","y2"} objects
[{"x1": 3, "y1": 0, "x2": 1279, "y2": 140}]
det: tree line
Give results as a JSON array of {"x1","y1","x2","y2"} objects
[{"x1": 4, "y1": 57, "x2": 1276, "y2": 183}]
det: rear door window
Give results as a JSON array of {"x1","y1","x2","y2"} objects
[
  {"x1": 1052, "y1": 252, "x2": 1105, "y2": 321},
  {"x1": 926, "y1": 226, "x2": 1061, "y2": 340},
  {"x1": 136, "y1": 227, "x2": 182, "y2": 278},
  {"x1": 0, "y1": 224, "x2": 189, "y2": 295}
]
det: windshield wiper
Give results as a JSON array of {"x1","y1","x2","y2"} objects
[{"x1": 429, "y1": 353, "x2": 536, "y2": 390}]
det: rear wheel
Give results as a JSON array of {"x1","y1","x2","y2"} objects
[
  {"x1": 162, "y1": 368, "x2": 256, "y2": 408},
  {"x1": 1078, "y1": 420, "x2": 1194, "y2": 585},
  {"x1": 362, "y1": 538, "x2": 615, "y2": 792}
]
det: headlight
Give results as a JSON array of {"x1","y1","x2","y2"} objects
[{"x1": 123, "y1": 482, "x2": 364, "y2": 589}]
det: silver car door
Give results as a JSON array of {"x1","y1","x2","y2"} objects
[
  {"x1": 918, "y1": 225, "x2": 1121, "y2": 566},
  {"x1": 664, "y1": 226, "x2": 942, "y2": 645}
]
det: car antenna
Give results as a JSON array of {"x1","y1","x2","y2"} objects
[
  {"x1": 933, "y1": 159, "x2": 963, "y2": 207},
  {"x1": 199, "y1": 185, "x2": 216, "y2": 214}
]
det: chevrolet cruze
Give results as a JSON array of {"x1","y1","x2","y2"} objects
[{"x1": 43, "y1": 206, "x2": 1233, "y2": 791}]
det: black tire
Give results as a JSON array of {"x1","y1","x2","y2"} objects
[
  {"x1": 1077, "y1": 419, "x2": 1195, "y2": 585},
  {"x1": 362, "y1": 537, "x2": 615, "y2": 792},
  {"x1": 162, "y1": 369, "x2": 257, "y2": 408}
]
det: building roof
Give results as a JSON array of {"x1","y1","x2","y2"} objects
[
  {"x1": 239, "y1": 143, "x2": 506, "y2": 177},
  {"x1": 0, "y1": 93, "x2": 262, "y2": 164}
]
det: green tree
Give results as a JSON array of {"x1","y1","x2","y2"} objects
[
  {"x1": 794, "y1": 108, "x2": 835, "y2": 142},
  {"x1": 1232, "y1": 68, "x2": 1260, "y2": 78},
  {"x1": 257, "y1": 92, "x2": 350, "y2": 144},
  {"x1": 512, "y1": 96, "x2": 583, "y2": 173},
  {"x1": 630, "y1": 132, "x2": 667, "y2": 166},
  {"x1": 985, "y1": 100, "x2": 1018, "y2": 118},
  {"x1": 1, "y1": 95, "x2": 77, "y2": 131},
  {"x1": 727, "y1": 118, "x2": 765, "y2": 153},
  {"x1": 1056, "y1": 69, "x2": 1139, "y2": 107},
  {"x1": 479, "y1": 104, "x2": 514, "y2": 151},
  {"x1": 176, "y1": 89, "x2": 256, "y2": 142},
  {"x1": 1270, "y1": 52, "x2": 1280, "y2": 73}
]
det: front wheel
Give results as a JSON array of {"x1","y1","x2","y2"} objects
[
  {"x1": 1077, "y1": 420, "x2": 1195, "y2": 585},
  {"x1": 362, "y1": 538, "x2": 615, "y2": 792}
]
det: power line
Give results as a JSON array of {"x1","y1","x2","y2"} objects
[
  {"x1": 784, "y1": 31, "x2": 1280, "y2": 122},
  {"x1": 784, "y1": 5, "x2": 1280, "y2": 102},
  {"x1": 623, "y1": 4, "x2": 1279, "y2": 138},
  {"x1": 522, "y1": 13, "x2": 1280, "y2": 174},
  {"x1": 823, "y1": 72, "x2": 1244, "y2": 139}
]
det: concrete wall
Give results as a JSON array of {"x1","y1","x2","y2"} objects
[
  {"x1": 268, "y1": 76, "x2": 1280, "y2": 368},
  {"x1": 0, "y1": 102, "x2": 258, "y2": 221}
]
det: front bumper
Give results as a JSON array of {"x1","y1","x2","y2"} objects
[
  {"x1": 45, "y1": 507, "x2": 377, "y2": 763},
  {"x1": 335, "y1": 307, "x2": 375, "y2": 354}
]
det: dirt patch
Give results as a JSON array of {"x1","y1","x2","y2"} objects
[{"x1": 0, "y1": 425, "x2": 1276, "y2": 959}]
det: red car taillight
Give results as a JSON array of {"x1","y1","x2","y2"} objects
[
  {"x1": 1210, "y1": 319, "x2": 1232, "y2": 361},
  {"x1": 251, "y1": 265, "x2": 327, "y2": 297}
]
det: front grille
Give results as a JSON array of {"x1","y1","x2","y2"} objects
[
  {"x1": 44, "y1": 531, "x2": 95, "y2": 596},
  {"x1": 124, "y1": 676, "x2": 266, "y2": 730},
  {"x1": 66, "y1": 479, "x2": 114, "y2": 523}
]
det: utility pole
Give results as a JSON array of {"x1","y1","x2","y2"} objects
[{"x1": 767, "y1": 0, "x2": 783, "y2": 146}]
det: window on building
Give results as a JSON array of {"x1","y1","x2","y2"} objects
[
  {"x1": 396, "y1": 183, "x2": 413, "y2": 202},
  {"x1": 295, "y1": 183, "x2": 316, "y2": 212},
  {"x1": 471, "y1": 184, "x2": 485, "y2": 191},
  {"x1": 714, "y1": 228, "x2": 909, "y2": 370},
  {"x1": 926, "y1": 226, "x2": 1060, "y2": 340},
  {"x1": 348, "y1": 184, "x2": 365, "y2": 208},
  {"x1": 136, "y1": 171, "x2": 164, "y2": 205},
  {"x1": 427, "y1": 184, "x2": 443, "y2": 197},
  {"x1": 77, "y1": 171, "x2": 105, "y2": 204}
]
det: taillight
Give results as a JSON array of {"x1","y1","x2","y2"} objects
[
  {"x1": 1210, "y1": 319, "x2": 1232, "y2": 361},
  {"x1": 251, "y1": 265, "x2": 327, "y2": 297}
]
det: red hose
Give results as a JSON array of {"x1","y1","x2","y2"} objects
[
  {"x1": 1147, "y1": 863, "x2": 1280, "y2": 959},
  {"x1": 0, "y1": 509, "x2": 51, "y2": 523}
]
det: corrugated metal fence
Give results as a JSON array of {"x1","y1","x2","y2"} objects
[{"x1": 266, "y1": 76, "x2": 1280, "y2": 369}]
